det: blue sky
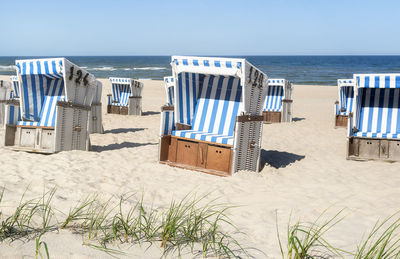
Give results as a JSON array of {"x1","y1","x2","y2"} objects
[{"x1": 1, "y1": 0, "x2": 399, "y2": 56}]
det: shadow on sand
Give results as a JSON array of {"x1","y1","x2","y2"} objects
[
  {"x1": 292, "y1": 117, "x2": 305, "y2": 122},
  {"x1": 91, "y1": 142, "x2": 157, "y2": 152},
  {"x1": 103, "y1": 128, "x2": 146, "y2": 134},
  {"x1": 142, "y1": 111, "x2": 160, "y2": 116},
  {"x1": 260, "y1": 149, "x2": 305, "y2": 169}
]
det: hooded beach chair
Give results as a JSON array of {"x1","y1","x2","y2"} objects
[
  {"x1": 0, "y1": 80, "x2": 12, "y2": 125},
  {"x1": 163, "y1": 76, "x2": 175, "y2": 106},
  {"x1": 89, "y1": 80, "x2": 104, "y2": 134},
  {"x1": 347, "y1": 73, "x2": 400, "y2": 161},
  {"x1": 3, "y1": 58, "x2": 97, "y2": 153},
  {"x1": 159, "y1": 56, "x2": 268, "y2": 176},
  {"x1": 263, "y1": 79, "x2": 293, "y2": 123},
  {"x1": 107, "y1": 77, "x2": 144, "y2": 115},
  {"x1": 10, "y1": 76, "x2": 20, "y2": 100},
  {"x1": 334, "y1": 79, "x2": 355, "y2": 127}
]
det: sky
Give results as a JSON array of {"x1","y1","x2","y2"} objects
[{"x1": 1, "y1": 0, "x2": 400, "y2": 56}]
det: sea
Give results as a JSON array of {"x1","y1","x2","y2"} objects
[{"x1": 1, "y1": 56, "x2": 400, "y2": 85}]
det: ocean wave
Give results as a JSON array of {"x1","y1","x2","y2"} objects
[
  {"x1": 133, "y1": 67, "x2": 166, "y2": 71},
  {"x1": 88, "y1": 66, "x2": 117, "y2": 71},
  {"x1": 0, "y1": 65, "x2": 16, "y2": 71}
]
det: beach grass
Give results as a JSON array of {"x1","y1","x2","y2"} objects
[
  {"x1": 354, "y1": 213, "x2": 400, "y2": 258},
  {"x1": 276, "y1": 209, "x2": 347, "y2": 259},
  {"x1": 0, "y1": 187, "x2": 246, "y2": 258}
]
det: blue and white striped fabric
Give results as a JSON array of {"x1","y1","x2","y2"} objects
[
  {"x1": 174, "y1": 72, "x2": 201, "y2": 126},
  {"x1": 264, "y1": 79, "x2": 285, "y2": 112},
  {"x1": 173, "y1": 57, "x2": 242, "y2": 69},
  {"x1": 337, "y1": 79, "x2": 354, "y2": 116},
  {"x1": 164, "y1": 76, "x2": 175, "y2": 106},
  {"x1": 160, "y1": 110, "x2": 175, "y2": 136},
  {"x1": 17, "y1": 79, "x2": 64, "y2": 127},
  {"x1": 172, "y1": 75, "x2": 242, "y2": 145},
  {"x1": 338, "y1": 87, "x2": 354, "y2": 115},
  {"x1": 7, "y1": 104, "x2": 21, "y2": 125},
  {"x1": 353, "y1": 74, "x2": 400, "y2": 139},
  {"x1": 109, "y1": 77, "x2": 132, "y2": 107},
  {"x1": 10, "y1": 76, "x2": 20, "y2": 98},
  {"x1": 15, "y1": 59, "x2": 65, "y2": 126}
]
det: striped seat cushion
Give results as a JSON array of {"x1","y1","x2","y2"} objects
[
  {"x1": 111, "y1": 83, "x2": 131, "y2": 106},
  {"x1": 172, "y1": 130, "x2": 234, "y2": 145},
  {"x1": 264, "y1": 85, "x2": 283, "y2": 112},
  {"x1": 172, "y1": 75, "x2": 241, "y2": 146},
  {"x1": 337, "y1": 86, "x2": 354, "y2": 115},
  {"x1": 18, "y1": 78, "x2": 64, "y2": 127},
  {"x1": 354, "y1": 88, "x2": 400, "y2": 139}
]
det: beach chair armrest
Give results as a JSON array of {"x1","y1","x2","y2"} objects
[{"x1": 160, "y1": 109, "x2": 175, "y2": 136}]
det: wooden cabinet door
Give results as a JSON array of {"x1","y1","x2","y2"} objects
[
  {"x1": 176, "y1": 140, "x2": 198, "y2": 166},
  {"x1": 206, "y1": 145, "x2": 231, "y2": 173}
]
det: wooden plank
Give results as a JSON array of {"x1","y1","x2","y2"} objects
[
  {"x1": 206, "y1": 145, "x2": 231, "y2": 173},
  {"x1": 159, "y1": 135, "x2": 171, "y2": 161},
  {"x1": 176, "y1": 139, "x2": 198, "y2": 166},
  {"x1": 197, "y1": 143, "x2": 208, "y2": 168},
  {"x1": 168, "y1": 137, "x2": 178, "y2": 162},
  {"x1": 262, "y1": 111, "x2": 281, "y2": 123},
  {"x1": 335, "y1": 115, "x2": 348, "y2": 127}
]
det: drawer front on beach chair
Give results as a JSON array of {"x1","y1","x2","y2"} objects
[
  {"x1": 388, "y1": 140, "x2": 400, "y2": 160},
  {"x1": 176, "y1": 139, "x2": 198, "y2": 166},
  {"x1": 206, "y1": 145, "x2": 231, "y2": 173},
  {"x1": 20, "y1": 128, "x2": 36, "y2": 147}
]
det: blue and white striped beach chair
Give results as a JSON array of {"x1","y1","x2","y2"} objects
[
  {"x1": 3, "y1": 58, "x2": 97, "y2": 153},
  {"x1": 159, "y1": 56, "x2": 268, "y2": 176},
  {"x1": 163, "y1": 76, "x2": 175, "y2": 106},
  {"x1": 107, "y1": 77, "x2": 144, "y2": 115},
  {"x1": 0, "y1": 80, "x2": 12, "y2": 125},
  {"x1": 334, "y1": 79, "x2": 355, "y2": 127},
  {"x1": 347, "y1": 73, "x2": 400, "y2": 161},
  {"x1": 263, "y1": 79, "x2": 293, "y2": 123}
]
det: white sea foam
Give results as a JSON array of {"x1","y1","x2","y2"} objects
[
  {"x1": 0, "y1": 65, "x2": 16, "y2": 71},
  {"x1": 88, "y1": 66, "x2": 117, "y2": 71},
  {"x1": 133, "y1": 67, "x2": 166, "y2": 71}
]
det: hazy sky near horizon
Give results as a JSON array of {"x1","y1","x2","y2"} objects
[{"x1": 1, "y1": 0, "x2": 399, "y2": 56}]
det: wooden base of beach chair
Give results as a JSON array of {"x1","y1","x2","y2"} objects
[
  {"x1": 107, "y1": 97, "x2": 142, "y2": 116},
  {"x1": 263, "y1": 111, "x2": 281, "y2": 123},
  {"x1": 4, "y1": 101, "x2": 91, "y2": 153},
  {"x1": 5, "y1": 125, "x2": 56, "y2": 153},
  {"x1": 347, "y1": 137, "x2": 400, "y2": 162},
  {"x1": 335, "y1": 115, "x2": 348, "y2": 128},
  {"x1": 159, "y1": 135, "x2": 233, "y2": 177}
]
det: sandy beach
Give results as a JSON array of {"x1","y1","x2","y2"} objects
[{"x1": 0, "y1": 75, "x2": 399, "y2": 258}]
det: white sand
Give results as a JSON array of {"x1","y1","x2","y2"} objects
[{"x1": 0, "y1": 75, "x2": 399, "y2": 258}]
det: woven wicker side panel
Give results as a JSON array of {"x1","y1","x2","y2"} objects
[
  {"x1": 233, "y1": 120, "x2": 263, "y2": 173},
  {"x1": 55, "y1": 105, "x2": 89, "y2": 151}
]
